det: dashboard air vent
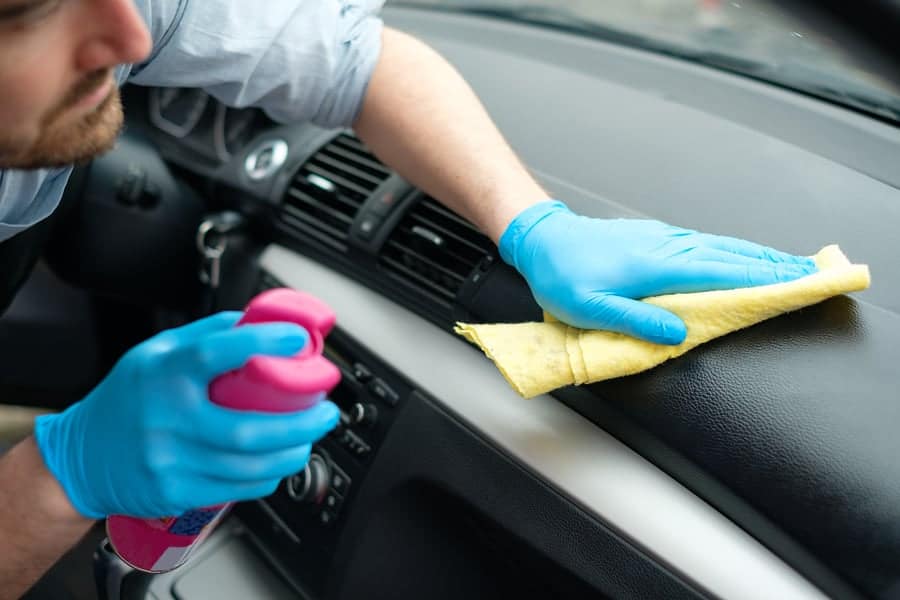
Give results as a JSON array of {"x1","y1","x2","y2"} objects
[
  {"x1": 379, "y1": 196, "x2": 496, "y2": 304},
  {"x1": 279, "y1": 133, "x2": 391, "y2": 252}
]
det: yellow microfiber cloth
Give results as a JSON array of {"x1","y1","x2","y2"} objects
[{"x1": 454, "y1": 245, "x2": 870, "y2": 398}]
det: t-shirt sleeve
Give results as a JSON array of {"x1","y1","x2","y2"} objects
[{"x1": 128, "y1": 0, "x2": 384, "y2": 129}]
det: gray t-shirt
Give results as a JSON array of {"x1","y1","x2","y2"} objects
[{"x1": 0, "y1": 0, "x2": 383, "y2": 243}]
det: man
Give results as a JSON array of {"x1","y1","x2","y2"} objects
[{"x1": 0, "y1": 1, "x2": 817, "y2": 596}]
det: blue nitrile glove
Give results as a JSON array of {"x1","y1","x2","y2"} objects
[
  {"x1": 499, "y1": 200, "x2": 818, "y2": 345},
  {"x1": 33, "y1": 312, "x2": 340, "y2": 519}
]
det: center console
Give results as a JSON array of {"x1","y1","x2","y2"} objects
[
  {"x1": 95, "y1": 273, "x2": 425, "y2": 600},
  {"x1": 232, "y1": 275, "x2": 417, "y2": 597}
]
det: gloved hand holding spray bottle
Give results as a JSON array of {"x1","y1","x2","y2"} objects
[{"x1": 35, "y1": 288, "x2": 342, "y2": 573}]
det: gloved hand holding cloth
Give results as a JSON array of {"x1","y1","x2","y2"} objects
[{"x1": 456, "y1": 201, "x2": 871, "y2": 398}]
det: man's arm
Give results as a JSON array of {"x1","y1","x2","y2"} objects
[
  {"x1": 354, "y1": 27, "x2": 543, "y2": 243},
  {"x1": 353, "y1": 27, "x2": 816, "y2": 344},
  {"x1": 0, "y1": 436, "x2": 93, "y2": 600}
]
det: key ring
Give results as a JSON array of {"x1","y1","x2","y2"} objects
[{"x1": 196, "y1": 219, "x2": 227, "y2": 258}]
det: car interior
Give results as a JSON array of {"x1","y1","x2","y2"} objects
[{"x1": 2, "y1": 2, "x2": 899, "y2": 599}]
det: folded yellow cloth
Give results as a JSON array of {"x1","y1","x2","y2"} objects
[{"x1": 455, "y1": 245, "x2": 870, "y2": 398}]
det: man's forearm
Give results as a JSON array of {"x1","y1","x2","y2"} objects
[
  {"x1": 0, "y1": 436, "x2": 93, "y2": 600},
  {"x1": 354, "y1": 27, "x2": 548, "y2": 243}
]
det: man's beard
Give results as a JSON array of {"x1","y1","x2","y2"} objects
[{"x1": 0, "y1": 71, "x2": 124, "y2": 171}]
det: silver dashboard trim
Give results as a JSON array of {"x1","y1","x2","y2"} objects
[{"x1": 261, "y1": 244, "x2": 828, "y2": 600}]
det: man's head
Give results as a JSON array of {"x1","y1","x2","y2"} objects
[{"x1": 0, "y1": 0, "x2": 151, "y2": 170}]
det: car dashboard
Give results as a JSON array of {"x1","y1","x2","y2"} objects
[{"x1": 53, "y1": 5, "x2": 900, "y2": 600}]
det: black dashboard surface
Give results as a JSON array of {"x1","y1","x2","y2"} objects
[
  {"x1": 374, "y1": 15, "x2": 900, "y2": 597},
  {"x1": 123, "y1": 6, "x2": 900, "y2": 598}
]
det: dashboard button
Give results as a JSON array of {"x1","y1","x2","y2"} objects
[
  {"x1": 338, "y1": 429, "x2": 354, "y2": 446},
  {"x1": 355, "y1": 212, "x2": 383, "y2": 241},
  {"x1": 371, "y1": 191, "x2": 400, "y2": 217},
  {"x1": 369, "y1": 378, "x2": 399, "y2": 407},
  {"x1": 351, "y1": 362, "x2": 373, "y2": 383},
  {"x1": 479, "y1": 255, "x2": 496, "y2": 272},
  {"x1": 323, "y1": 492, "x2": 344, "y2": 513},
  {"x1": 339, "y1": 429, "x2": 371, "y2": 458},
  {"x1": 330, "y1": 466, "x2": 351, "y2": 494},
  {"x1": 352, "y1": 442, "x2": 370, "y2": 457}
]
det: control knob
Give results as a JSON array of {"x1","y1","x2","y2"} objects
[
  {"x1": 349, "y1": 402, "x2": 378, "y2": 427},
  {"x1": 286, "y1": 453, "x2": 331, "y2": 504}
]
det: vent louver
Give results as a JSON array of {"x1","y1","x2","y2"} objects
[
  {"x1": 279, "y1": 133, "x2": 390, "y2": 252},
  {"x1": 379, "y1": 196, "x2": 496, "y2": 304}
]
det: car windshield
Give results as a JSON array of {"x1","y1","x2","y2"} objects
[{"x1": 391, "y1": 0, "x2": 900, "y2": 124}]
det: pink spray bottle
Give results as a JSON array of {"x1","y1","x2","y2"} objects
[{"x1": 106, "y1": 288, "x2": 342, "y2": 573}]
